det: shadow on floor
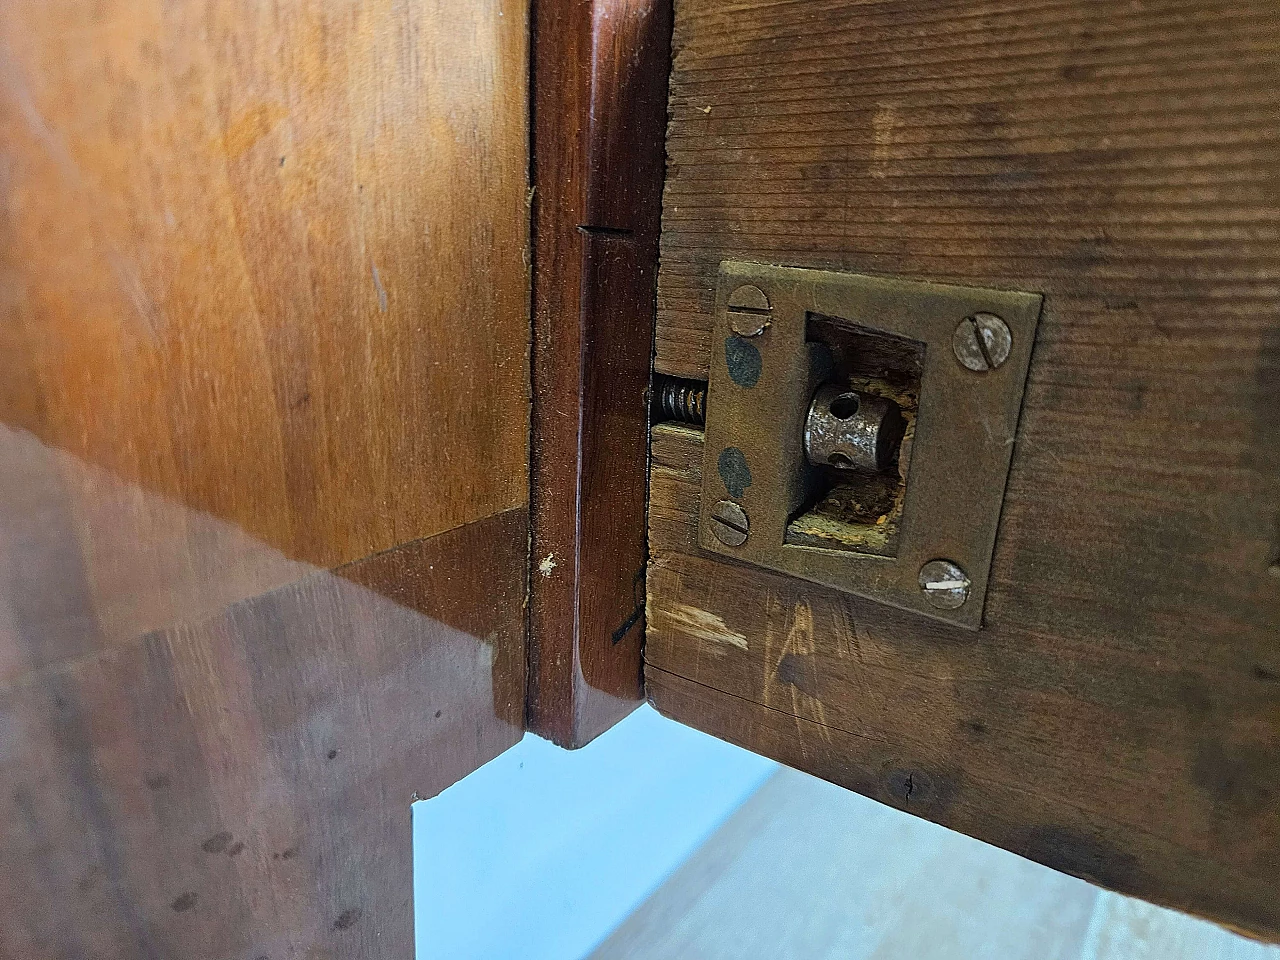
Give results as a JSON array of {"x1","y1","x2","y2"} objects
[
  {"x1": 416, "y1": 705, "x2": 1277, "y2": 960},
  {"x1": 589, "y1": 766, "x2": 1279, "y2": 960}
]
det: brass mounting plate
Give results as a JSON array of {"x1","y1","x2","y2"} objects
[{"x1": 698, "y1": 262, "x2": 1043, "y2": 629}]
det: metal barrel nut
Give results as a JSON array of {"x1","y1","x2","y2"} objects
[{"x1": 804, "y1": 383, "x2": 906, "y2": 473}]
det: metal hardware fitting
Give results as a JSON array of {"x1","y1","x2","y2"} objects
[
  {"x1": 655, "y1": 375, "x2": 707, "y2": 426},
  {"x1": 918, "y1": 559, "x2": 971, "y2": 609},
  {"x1": 804, "y1": 384, "x2": 905, "y2": 474},
  {"x1": 952, "y1": 313, "x2": 1013, "y2": 372},
  {"x1": 726, "y1": 284, "x2": 772, "y2": 337},
  {"x1": 698, "y1": 262, "x2": 1043, "y2": 629},
  {"x1": 709, "y1": 499, "x2": 749, "y2": 546}
]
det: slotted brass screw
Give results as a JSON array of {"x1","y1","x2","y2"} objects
[
  {"x1": 710, "y1": 499, "x2": 749, "y2": 547},
  {"x1": 952, "y1": 313, "x2": 1012, "y2": 372},
  {"x1": 919, "y1": 559, "x2": 970, "y2": 609},
  {"x1": 726, "y1": 284, "x2": 772, "y2": 338}
]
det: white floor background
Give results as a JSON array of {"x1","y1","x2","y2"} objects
[{"x1": 415, "y1": 705, "x2": 1278, "y2": 960}]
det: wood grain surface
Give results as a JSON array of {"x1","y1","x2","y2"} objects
[
  {"x1": 1, "y1": 0, "x2": 532, "y2": 956},
  {"x1": 1, "y1": 0, "x2": 530, "y2": 597},
  {"x1": 647, "y1": 0, "x2": 1280, "y2": 939},
  {"x1": 528, "y1": 0, "x2": 671, "y2": 745},
  {"x1": 1, "y1": 506, "x2": 527, "y2": 960}
]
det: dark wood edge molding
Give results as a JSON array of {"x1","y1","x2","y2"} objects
[{"x1": 527, "y1": 0, "x2": 673, "y2": 746}]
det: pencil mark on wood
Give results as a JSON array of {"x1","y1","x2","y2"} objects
[{"x1": 371, "y1": 263, "x2": 388, "y2": 313}]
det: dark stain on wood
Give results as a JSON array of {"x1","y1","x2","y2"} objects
[
  {"x1": 774, "y1": 652, "x2": 818, "y2": 698},
  {"x1": 612, "y1": 598, "x2": 646, "y2": 648},
  {"x1": 1192, "y1": 742, "x2": 1276, "y2": 818},
  {"x1": 200, "y1": 833, "x2": 232, "y2": 854},
  {"x1": 333, "y1": 908, "x2": 363, "y2": 931},
  {"x1": 1020, "y1": 826, "x2": 1142, "y2": 893}
]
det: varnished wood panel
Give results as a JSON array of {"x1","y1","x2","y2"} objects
[
  {"x1": 647, "y1": 0, "x2": 1280, "y2": 940},
  {"x1": 1, "y1": 0, "x2": 532, "y2": 955},
  {"x1": 0, "y1": 0, "x2": 530, "y2": 618},
  {"x1": 528, "y1": 0, "x2": 671, "y2": 745},
  {"x1": 1, "y1": 507, "x2": 526, "y2": 960}
]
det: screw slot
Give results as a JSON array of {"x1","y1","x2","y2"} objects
[
  {"x1": 726, "y1": 284, "x2": 772, "y2": 337},
  {"x1": 710, "y1": 499, "x2": 750, "y2": 547},
  {"x1": 918, "y1": 559, "x2": 971, "y2": 609},
  {"x1": 828, "y1": 393, "x2": 860, "y2": 420},
  {"x1": 952, "y1": 313, "x2": 1012, "y2": 372}
]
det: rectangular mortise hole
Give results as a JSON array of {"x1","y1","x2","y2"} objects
[{"x1": 784, "y1": 314, "x2": 924, "y2": 557}]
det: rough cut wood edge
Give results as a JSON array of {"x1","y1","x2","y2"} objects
[
  {"x1": 527, "y1": 0, "x2": 673, "y2": 746},
  {"x1": 646, "y1": 665, "x2": 1276, "y2": 942},
  {"x1": 646, "y1": 0, "x2": 1280, "y2": 936},
  {"x1": 0, "y1": 507, "x2": 527, "y2": 960},
  {"x1": 649, "y1": 412, "x2": 1280, "y2": 936}
]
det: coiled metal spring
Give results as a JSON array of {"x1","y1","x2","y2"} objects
[{"x1": 654, "y1": 375, "x2": 707, "y2": 426}]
